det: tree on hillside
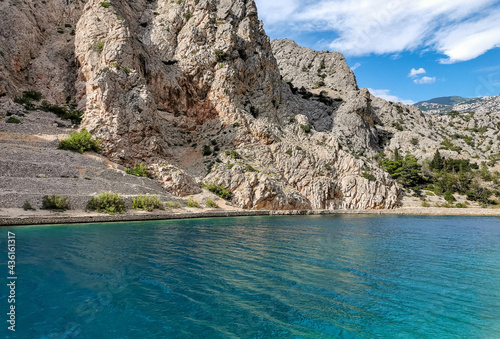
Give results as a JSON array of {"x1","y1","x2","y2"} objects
[{"x1": 430, "y1": 149, "x2": 443, "y2": 171}]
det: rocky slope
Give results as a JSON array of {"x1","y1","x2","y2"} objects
[
  {"x1": 0, "y1": 0, "x2": 405, "y2": 210},
  {"x1": 7, "y1": 0, "x2": 499, "y2": 211},
  {"x1": 272, "y1": 39, "x2": 500, "y2": 166},
  {"x1": 5, "y1": 0, "x2": 499, "y2": 212}
]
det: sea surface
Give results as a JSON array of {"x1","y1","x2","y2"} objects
[{"x1": 2, "y1": 215, "x2": 500, "y2": 338}]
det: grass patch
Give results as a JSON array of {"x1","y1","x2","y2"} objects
[
  {"x1": 165, "y1": 201, "x2": 181, "y2": 209},
  {"x1": 132, "y1": 195, "x2": 164, "y2": 212},
  {"x1": 86, "y1": 192, "x2": 127, "y2": 214},
  {"x1": 58, "y1": 129, "x2": 101, "y2": 154},
  {"x1": 100, "y1": 1, "x2": 110, "y2": 8},
  {"x1": 42, "y1": 195, "x2": 70, "y2": 211}
]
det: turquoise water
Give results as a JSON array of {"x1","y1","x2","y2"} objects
[{"x1": 2, "y1": 215, "x2": 500, "y2": 338}]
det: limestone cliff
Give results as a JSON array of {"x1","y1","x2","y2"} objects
[
  {"x1": 272, "y1": 39, "x2": 500, "y2": 165},
  {"x1": 0, "y1": 0, "x2": 403, "y2": 210}
]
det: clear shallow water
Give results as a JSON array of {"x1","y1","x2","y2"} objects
[{"x1": 2, "y1": 215, "x2": 500, "y2": 338}]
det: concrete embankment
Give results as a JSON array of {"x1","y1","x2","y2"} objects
[{"x1": 1, "y1": 207, "x2": 500, "y2": 226}]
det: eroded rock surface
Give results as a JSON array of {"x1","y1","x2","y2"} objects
[{"x1": 0, "y1": 0, "x2": 408, "y2": 210}]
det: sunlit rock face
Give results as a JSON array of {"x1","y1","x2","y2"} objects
[{"x1": 0, "y1": 0, "x2": 403, "y2": 209}]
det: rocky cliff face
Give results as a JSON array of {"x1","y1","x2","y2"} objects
[
  {"x1": 272, "y1": 39, "x2": 500, "y2": 166},
  {"x1": 0, "y1": 0, "x2": 403, "y2": 210},
  {"x1": 0, "y1": 0, "x2": 82, "y2": 102}
]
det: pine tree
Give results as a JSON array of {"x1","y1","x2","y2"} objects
[{"x1": 430, "y1": 149, "x2": 443, "y2": 171}]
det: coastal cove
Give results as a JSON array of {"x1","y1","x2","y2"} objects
[{"x1": 3, "y1": 215, "x2": 500, "y2": 338}]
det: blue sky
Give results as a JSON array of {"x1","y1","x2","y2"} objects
[{"x1": 254, "y1": 0, "x2": 500, "y2": 104}]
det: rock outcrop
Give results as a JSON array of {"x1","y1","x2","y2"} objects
[{"x1": 1, "y1": 0, "x2": 406, "y2": 210}]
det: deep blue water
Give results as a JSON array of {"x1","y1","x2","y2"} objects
[{"x1": 1, "y1": 215, "x2": 500, "y2": 338}]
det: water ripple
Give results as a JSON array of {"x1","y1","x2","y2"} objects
[{"x1": 4, "y1": 216, "x2": 500, "y2": 338}]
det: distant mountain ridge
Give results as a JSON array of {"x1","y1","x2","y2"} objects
[
  {"x1": 416, "y1": 94, "x2": 500, "y2": 114},
  {"x1": 416, "y1": 96, "x2": 469, "y2": 107}
]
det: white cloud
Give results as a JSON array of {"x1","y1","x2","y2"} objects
[
  {"x1": 368, "y1": 88, "x2": 415, "y2": 105},
  {"x1": 254, "y1": 0, "x2": 500, "y2": 62},
  {"x1": 350, "y1": 63, "x2": 361, "y2": 71},
  {"x1": 413, "y1": 76, "x2": 436, "y2": 85},
  {"x1": 409, "y1": 68, "x2": 426, "y2": 78},
  {"x1": 254, "y1": 0, "x2": 300, "y2": 26}
]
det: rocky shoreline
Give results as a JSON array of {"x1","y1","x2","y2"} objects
[{"x1": 1, "y1": 207, "x2": 499, "y2": 226}]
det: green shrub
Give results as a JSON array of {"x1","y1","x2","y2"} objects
[
  {"x1": 215, "y1": 49, "x2": 228, "y2": 62},
  {"x1": 58, "y1": 129, "x2": 101, "y2": 154},
  {"x1": 440, "y1": 138, "x2": 461, "y2": 152},
  {"x1": 100, "y1": 1, "x2": 110, "y2": 8},
  {"x1": 286, "y1": 149, "x2": 293, "y2": 156},
  {"x1": 313, "y1": 81, "x2": 325, "y2": 88},
  {"x1": 422, "y1": 201, "x2": 431, "y2": 207},
  {"x1": 183, "y1": 13, "x2": 193, "y2": 20},
  {"x1": 92, "y1": 41, "x2": 105, "y2": 54},
  {"x1": 14, "y1": 90, "x2": 42, "y2": 109},
  {"x1": 205, "y1": 199, "x2": 219, "y2": 208},
  {"x1": 225, "y1": 150, "x2": 241, "y2": 159},
  {"x1": 394, "y1": 123, "x2": 404, "y2": 131},
  {"x1": 21, "y1": 90, "x2": 42, "y2": 101},
  {"x1": 86, "y1": 192, "x2": 127, "y2": 214},
  {"x1": 22, "y1": 201, "x2": 35, "y2": 211},
  {"x1": 300, "y1": 124, "x2": 311, "y2": 133},
  {"x1": 40, "y1": 101, "x2": 83, "y2": 124},
  {"x1": 411, "y1": 138, "x2": 419, "y2": 146},
  {"x1": 14, "y1": 96, "x2": 32, "y2": 107},
  {"x1": 6, "y1": 117, "x2": 21, "y2": 124},
  {"x1": 203, "y1": 183, "x2": 233, "y2": 200},
  {"x1": 132, "y1": 195, "x2": 164, "y2": 212},
  {"x1": 165, "y1": 201, "x2": 181, "y2": 209},
  {"x1": 42, "y1": 195, "x2": 70, "y2": 211},
  {"x1": 455, "y1": 203, "x2": 465, "y2": 208},
  {"x1": 202, "y1": 145, "x2": 212, "y2": 156},
  {"x1": 362, "y1": 172, "x2": 376, "y2": 181},
  {"x1": 125, "y1": 163, "x2": 149, "y2": 177},
  {"x1": 244, "y1": 164, "x2": 258, "y2": 172},
  {"x1": 186, "y1": 198, "x2": 200, "y2": 208},
  {"x1": 444, "y1": 191, "x2": 456, "y2": 203}
]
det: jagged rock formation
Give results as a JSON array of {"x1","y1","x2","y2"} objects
[
  {"x1": 272, "y1": 39, "x2": 500, "y2": 165},
  {"x1": 1, "y1": 0, "x2": 409, "y2": 210}
]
